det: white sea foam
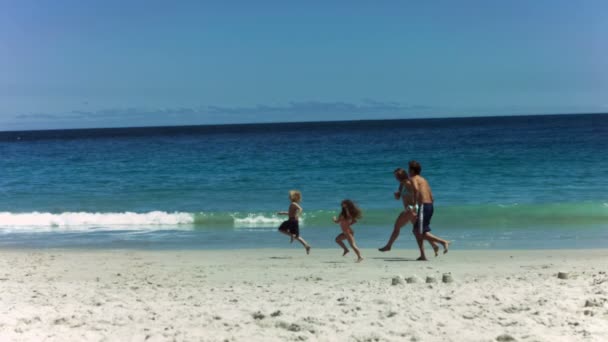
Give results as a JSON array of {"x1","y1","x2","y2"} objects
[
  {"x1": 233, "y1": 214, "x2": 303, "y2": 228},
  {"x1": 0, "y1": 211, "x2": 306, "y2": 232},
  {"x1": 0, "y1": 211, "x2": 194, "y2": 231}
]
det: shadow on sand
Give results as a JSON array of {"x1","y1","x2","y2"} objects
[{"x1": 372, "y1": 257, "x2": 418, "y2": 262}]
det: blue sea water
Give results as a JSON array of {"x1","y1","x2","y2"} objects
[{"x1": 0, "y1": 114, "x2": 607, "y2": 249}]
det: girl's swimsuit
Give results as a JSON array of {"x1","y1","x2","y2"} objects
[{"x1": 339, "y1": 217, "x2": 355, "y2": 236}]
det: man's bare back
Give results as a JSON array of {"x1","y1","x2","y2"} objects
[{"x1": 411, "y1": 175, "x2": 434, "y2": 204}]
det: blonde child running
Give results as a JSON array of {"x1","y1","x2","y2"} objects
[
  {"x1": 333, "y1": 199, "x2": 363, "y2": 262},
  {"x1": 277, "y1": 190, "x2": 311, "y2": 254}
]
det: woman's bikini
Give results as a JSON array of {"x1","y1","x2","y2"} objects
[{"x1": 400, "y1": 182, "x2": 418, "y2": 213}]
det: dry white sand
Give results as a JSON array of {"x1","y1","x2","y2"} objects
[{"x1": 0, "y1": 248, "x2": 607, "y2": 342}]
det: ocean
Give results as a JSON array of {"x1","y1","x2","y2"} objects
[{"x1": 1, "y1": 114, "x2": 607, "y2": 249}]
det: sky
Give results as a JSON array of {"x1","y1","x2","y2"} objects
[{"x1": 0, "y1": 0, "x2": 606, "y2": 130}]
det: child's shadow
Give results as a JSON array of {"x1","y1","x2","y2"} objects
[
  {"x1": 372, "y1": 257, "x2": 418, "y2": 262},
  {"x1": 269, "y1": 256, "x2": 293, "y2": 260}
]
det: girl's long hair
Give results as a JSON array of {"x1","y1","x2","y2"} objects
[{"x1": 340, "y1": 199, "x2": 362, "y2": 221}]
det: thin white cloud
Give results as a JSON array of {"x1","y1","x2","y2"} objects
[{"x1": 7, "y1": 101, "x2": 439, "y2": 129}]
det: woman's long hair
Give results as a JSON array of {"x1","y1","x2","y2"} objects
[{"x1": 394, "y1": 167, "x2": 408, "y2": 181}]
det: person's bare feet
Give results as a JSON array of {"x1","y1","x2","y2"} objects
[
  {"x1": 356, "y1": 257, "x2": 363, "y2": 263},
  {"x1": 378, "y1": 246, "x2": 391, "y2": 252},
  {"x1": 432, "y1": 245, "x2": 439, "y2": 257},
  {"x1": 443, "y1": 241, "x2": 450, "y2": 254},
  {"x1": 416, "y1": 256, "x2": 427, "y2": 261},
  {"x1": 342, "y1": 249, "x2": 350, "y2": 256},
  {"x1": 305, "y1": 246, "x2": 311, "y2": 255}
]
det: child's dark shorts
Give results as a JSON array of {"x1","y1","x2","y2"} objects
[{"x1": 279, "y1": 219, "x2": 299, "y2": 237}]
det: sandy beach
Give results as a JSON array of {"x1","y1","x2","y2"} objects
[{"x1": 0, "y1": 248, "x2": 606, "y2": 341}]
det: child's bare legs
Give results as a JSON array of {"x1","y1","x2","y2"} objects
[
  {"x1": 414, "y1": 232, "x2": 427, "y2": 261},
  {"x1": 423, "y1": 232, "x2": 450, "y2": 254},
  {"x1": 279, "y1": 229, "x2": 311, "y2": 254},
  {"x1": 335, "y1": 233, "x2": 349, "y2": 256},
  {"x1": 294, "y1": 236, "x2": 311, "y2": 254},
  {"x1": 346, "y1": 234, "x2": 363, "y2": 262},
  {"x1": 379, "y1": 210, "x2": 412, "y2": 252}
]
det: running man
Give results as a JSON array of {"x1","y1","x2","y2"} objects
[{"x1": 408, "y1": 160, "x2": 450, "y2": 261}]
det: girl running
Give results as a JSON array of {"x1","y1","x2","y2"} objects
[{"x1": 333, "y1": 199, "x2": 363, "y2": 262}]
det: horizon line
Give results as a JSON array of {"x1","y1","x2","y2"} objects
[{"x1": 1, "y1": 111, "x2": 606, "y2": 134}]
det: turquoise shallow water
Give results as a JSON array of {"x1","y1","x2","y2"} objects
[{"x1": 0, "y1": 114, "x2": 607, "y2": 249}]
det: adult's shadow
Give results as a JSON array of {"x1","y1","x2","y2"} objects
[{"x1": 372, "y1": 257, "x2": 418, "y2": 262}]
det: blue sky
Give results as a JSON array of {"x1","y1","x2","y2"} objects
[{"x1": 1, "y1": 0, "x2": 606, "y2": 130}]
